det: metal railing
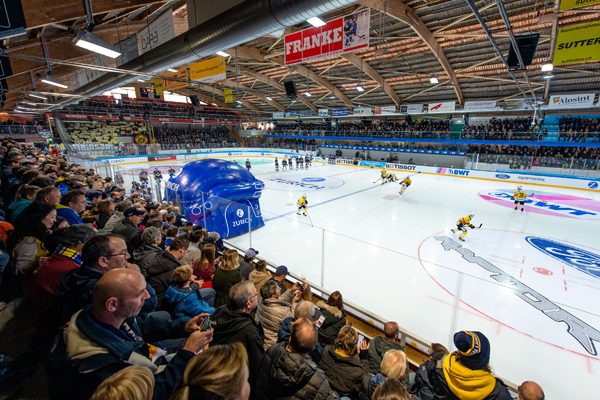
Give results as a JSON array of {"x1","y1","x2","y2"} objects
[
  {"x1": 0, "y1": 125, "x2": 49, "y2": 135},
  {"x1": 62, "y1": 105, "x2": 240, "y2": 123},
  {"x1": 467, "y1": 153, "x2": 600, "y2": 177}
]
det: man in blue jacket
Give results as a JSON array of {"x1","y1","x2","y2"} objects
[{"x1": 56, "y1": 189, "x2": 86, "y2": 225}]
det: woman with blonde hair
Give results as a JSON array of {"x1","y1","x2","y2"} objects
[
  {"x1": 360, "y1": 350, "x2": 408, "y2": 400},
  {"x1": 170, "y1": 343, "x2": 250, "y2": 400},
  {"x1": 90, "y1": 365, "x2": 154, "y2": 400},
  {"x1": 213, "y1": 249, "x2": 241, "y2": 307}
]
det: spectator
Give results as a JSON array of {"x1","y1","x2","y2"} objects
[
  {"x1": 128, "y1": 218, "x2": 164, "y2": 255},
  {"x1": 180, "y1": 229, "x2": 203, "y2": 266},
  {"x1": 268, "y1": 265, "x2": 290, "y2": 294},
  {"x1": 368, "y1": 322, "x2": 406, "y2": 375},
  {"x1": 201, "y1": 231, "x2": 224, "y2": 255},
  {"x1": 90, "y1": 365, "x2": 154, "y2": 400},
  {"x1": 211, "y1": 281, "x2": 264, "y2": 398},
  {"x1": 133, "y1": 226, "x2": 164, "y2": 276},
  {"x1": 317, "y1": 291, "x2": 347, "y2": 347},
  {"x1": 51, "y1": 216, "x2": 69, "y2": 231},
  {"x1": 256, "y1": 280, "x2": 302, "y2": 349},
  {"x1": 59, "y1": 234, "x2": 158, "y2": 323},
  {"x1": 95, "y1": 199, "x2": 115, "y2": 229},
  {"x1": 31, "y1": 225, "x2": 97, "y2": 348},
  {"x1": 146, "y1": 236, "x2": 190, "y2": 306},
  {"x1": 163, "y1": 265, "x2": 215, "y2": 321},
  {"x1": 372, "y1": 379, "x2": 411, "y2": 400},
  {"x1": 85, "y1": 190, "x2": 102, "y2": 210},
  {"x1": 169, "y1": 343, "x2": 250, "y2": 400},
  {"x1": 361, "y1": 350, "x2": 408, "y2": 400},
  {"x1": 277, "y1": 300, "x2": 324, "y2": 363},
  {"x1": 48, "y1": 269, "x2": 213, "y2": 400},
  {"x1": 320, "y1": 324, "x2": 369, "y2": 400},
  {"x1": 164, "y1": 226, "x2": 179, "y2": 248},
  {"x1": 214, "y1": 249, "x2": 242, "y2": 307},
  {"x1": 35, "y1": 186, "x2": 62, "y2": 207},
  {"x1": 239, "y1": 247, "x2": 259, "y2": 281},
  {"x1": 192, "y1": 243, "x2": 219, "y2": 284},
  {"x1": 7, "y1": 184, "x2": 40, "y2": 223},
  {"x1": 249, "y1": 259, "x2": 271, "y2": 294},
  {"x1": 56, "y1": 189, "x2": 86, "y2": 225},
  {"x1": 104, "y1": 200, "x2": 132, "y2": 232},
  {"x1": 517, "y1": 381, "x2": 544, "y2": 400},
  {"x1": 257, "y1": 317, "x2": 338, "y2": 400},
  {"x1": 112, "y1": 207, "x2": 145, "y2": 241}
]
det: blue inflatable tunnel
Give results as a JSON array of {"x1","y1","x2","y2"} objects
[{"x1": 166, "y1": 159, "x2": 265, "y2": 238}]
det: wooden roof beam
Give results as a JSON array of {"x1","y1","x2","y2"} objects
[
  {"x1": 215, "y1": 80, "x2": 286, "y2": 112},
  {"x1": 341, "y1": 53, "x2": 401, "y2": 107}
]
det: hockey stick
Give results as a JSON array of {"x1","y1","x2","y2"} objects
[
  {"x1": 305, "y1": 211, "x2": 314, "y2": 227},
  {"x1": 477, "y1": 223, "x2": 483, "y2": 228},
  {"x1": 373, "y1": 177, "x2": 381, "y2": 184}
]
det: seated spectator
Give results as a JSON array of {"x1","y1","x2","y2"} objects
[
  {"x1": 320, "y1": 324, "x2": 369, "y2": 400},
  {"x1": 201, "y1": 231, "x2": 224, "y2": 255},
  {"x1": 104, "y1": 200, "x2": 132, "y2": 232},
  {"x1": 112, "y1": 207, "x2": 145, "y2": 241},
  {"x1": 31, "y1": 225, "x2": 97, "y2": 348},
  {"x1": 249, "y1": 259, "x2": 271, "y2": 294},
  {"x1": 180, "y1": 229, "x2": 203, "y2": 266},
  {"x1": 56, "y1": 189, "x2": 86, "y2": 225},
  {"x1": 133, "y1": 226, "x2": 164, "y2": 276},
  {"x1": 192, "y1": 243, "x2": 219, "y2": 284},
  {"x1": 368, "y1": 322, "x2": 405, "y2": 375},
  {"x1": 59, "y1": 234, "x2": 157, "y2": 323},
  {"x1": 163, "y1": 265, "x2": 215, "y2": 321},
  {"x1": 277, "y1": 300, "x2": 324, "y2": 363},
  {"x1": 128, "y1": 218, "x2": 164, "y2": 255},
  {"x1": 517, "y1": 381, "x2": 544, "y2": 400},
  {"x1": 169, "y1": 343, "x2": 250, "y2": 400},
  {"x1": 47, "y1": 269, "x2": 214, "y2": 400},
  {"x1": 372, "y1": 378, "x2": 411, "y2": 400},
  {"x1": 214, "y1": 249, "x2": 242, "y2": 307},
  {"x1": 256, "y1": 280, "x2": 302, "y2": 349},
  {"x1": 95, "y1": 199, "x2": 115, "y2": 229},
  {"x1": 146, "y1": 236, "x2": 190, "y2": 306},
  {"x1": 361, "y1": 350, "x2": 407, "y2": 400},
  {"x1": 35, "y1": 186, "x2": 62, "y2": 207},
  {"x1": 90, "y1": 365, "x2": 154, "y2": 400},
  {"x1": 164, "y1": 226, "x2": 179, "y2": 248},
  {"x1": 85, "y1": 190, "x2": 102, "y2": 210},
  {"x1": 257, "y1": 317, "x2": 338, "y2": 400},
  {"x1": 317, "y1": 291, "x2": 347, "y2": 347},
  {"x1": 51, "y1": 216, "x2": 69, "y2": 231},
  {"x1": 7, "y1": 184, "x2": 40, "y2": 223},
  {"x1": 211, "y1": 281, "x2": 264, "y2": 398},
  {"x1": 268, "y1": 265, "x2": 290, "y2": 294},
  {"x1": 239, "y1": 247, "x2": 259, "y2": 281}
]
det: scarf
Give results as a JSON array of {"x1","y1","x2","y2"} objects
[{"x1": 55, "y1": 244, "x2": 82, "y2": 265}]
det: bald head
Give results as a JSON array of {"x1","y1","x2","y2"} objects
[
  {"x1": 518, "y1": 381, "x2": 544, "y2": 400},
  {"x1": 93, "y1": 269, "x2": 149, "y2": 322},
  {"x1": 384, "y1": 322, "x2": 400, "y2": 339},
  {"x1": 289, "y1": 317, "x2": 317, "y2": 354}
]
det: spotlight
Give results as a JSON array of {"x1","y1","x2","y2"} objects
[
  {"x1": 541, "y1": 63, "x2": 553, "y2": 72},
  {"x1": 40, "y1": 74, "x2": 68, "y2": 88},
  {"x1": 73, "y1": 23, "x2": 121, "y2": 58},
  {"x1": 356, "y1": 84, "x2": 364, "y2": 92},
  {"x1": 307, "y1": 17, "x2": 326, "y2": 27},
  {"x1": 429, "y1": 75, "x2": 439, "y2": 84},
  {"x1": 216, "y1": 51, "x2": 230, "y2": 57},
  {"x1": 304, "y1": 91, "x2": 312, "y2": 96}
]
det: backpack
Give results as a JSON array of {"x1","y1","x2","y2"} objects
[{"x1": 411, "y1": 359, "x2": 459, "y2": 400}]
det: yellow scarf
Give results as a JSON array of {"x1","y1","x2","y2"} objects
[{"x1": 443, "y1": 354, "x2": 496, "y2": 400}]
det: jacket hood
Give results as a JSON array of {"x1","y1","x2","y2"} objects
[
  {"x1": 442, "y1": 354, "x2": 496, "y2": 400},
  {"x1": 133, "y1": 244, "x2": 162, "y2": 259},
  {"x1": 371, "y1": 373, "x2": 387, "y2": 385},
  {"x1": 268, "y1": 343, "x2": 319, "y2": 389},
  {"x1": 212, "y1": 305, "x2": 256, "y2": 343},
  {"x1": 316, "y1": 300, "x2": 343, "y2": 318},
  {"x1": 321, "y1": 345, "x2": 362, "y2": 369},
  {"x1": 7, "y1": 198, "x2": 31, "y2": 210},
  {"x1": 60, "y1": 266, "x2": 103, "y2": 297},
  {"x1": 146, "y1": 252, "x2": 180, "y2": 277}
]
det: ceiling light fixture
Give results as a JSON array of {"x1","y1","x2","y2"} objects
[
  {"x1": 266, "y1": 95, "x2": 272, "y2": 100},
  {"x1": 541, "y1": 63, "x2": 553, "y2": 72},
  {"x1": 28, "y1": 93, "x2": 47, "y2": 100},
  {"x1": 304, "y1": 91, "x2": 312, "y2": 96},
  {"x1": 41, "y1": 74, "x2": 68, "y2": 88},
  {"x1": 356, "y1": 84, "x2": 364, "y2": 92},
  {"x1": 21, "y1": 100, "x2": 38, "y2": 106},
  {"x1": 329, "y1": 95, "x2": 336, "y2": 99},
  {"x1": 199, "y1": 101, "x2": 207, "y2": 105},
  {"x1": 236, "y1": 100, "x2": 243, "y2": 104},
  {"x1": 211, "y1": 102, "x2": 217, "y2": 106},
  {"x1": 167, "y1": 68, "x2": 178, "y2": 73},
  {"x1": 429, "y1": 75, "x2": 439, "y2": 84},
  {"x1": 137, "y1": 79, "x2": 145, "y2": 82},
  {"x1": 307, "y1": 17, "x2": 326, "y2": 27},
  {"x1": 542, "y1": 73, "x2": 554, "y2": 80},
  {"x1": 73, "y1": 24, "x2": 121, "y2": 58},
  {"x1": 216, "y1": 51, "x2": 230, "y2": 57}
]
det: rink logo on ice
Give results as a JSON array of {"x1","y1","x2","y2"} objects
[
  {"x1": 264, "y1": 176, "x2": 344, "y2": 192},
  {"x1": 420, "y1": 231, "x2": 600, "y2": 357},
  {"x1": 479, "y1": 189, "x2": 600, "y2": 220},
  {"x1": 495, "y1": 174, "x2": 510, "y2": 179}
]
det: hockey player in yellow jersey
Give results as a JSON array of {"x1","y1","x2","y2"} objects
[
  {"x1": 399, "y1": 176, "x2": 412, "y2": 195},
  {"x1": 297, "y1": 194, "x2": 308, "y2": 216},
  {"x1": 381, "y1": 168, "x2": 387, "y2": 180},
  {"x1": 451, "y1": 212, "x2": 477, "y2": 241},
  {"x1": 511, "y1": 185, "x2": 529, "y2": 211},
  {"x1": 381, "y1": 171, "x2": 397, "y2": 184}
]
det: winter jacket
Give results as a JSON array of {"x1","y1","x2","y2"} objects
[
  {"x1": 249, "y1": 269, "x2": 271, "y2": 293},
  {"x1": 257, "y1": 342, "x2": 339, "y2": 400},
  {"x1": 316, "y1": 301, "x2": 346, "y2": 347},
  {"x1": 146, "y1": 251, "x2": 182, "y2": 307},
  {"x1": 55, "y1": 204, "x2": 84, "y2": 225},
  {"x1": 213, "y1": 268, "x2": 241, "y2": 307},
  {"x1": 238, "y1": 258, "x2": 254, "y2": 281},
  {"x1": 126, "y1": 228, "x2": 145, "y2": 255},
  {"x1": 277, "y1": 317, "x2": 324, "y2": 363},
  {"x1": 211, "y1": 305, "x2": 265, "y2": 399},
  {"x1": 112, "y1": 218, "x2": 139, "y2": 241},
  {"x1": 367, "y1": 335, "x2": 405, "y2": 375},
  {"x1": 103, "y1": 211, "x2": 124, "y2": 232},
  {"x1": 163, "y1": 282, "x2": 215, "y2": 320},
  {"x1": 96, "y1": 212, "x2": 112, "y2": 229},
  {"x1": 193, "y1": 260, "x2": 216, "y2": 282},
  {"x1": 359, "y1": 373, "x2": 387, "y2": 400},
  {"x1": 133, "y1": 244, "x2": 163, "y2": 276},
  {"x1": 46, "y1": 304, "x2": 194, "y2": 400},
  {"x1": 256, "y1": 289, "x2": 296, "y2": 350},
  {"x1": 180, "y1": 243, "x2": 201, "y2": 266},
  {"x1": 7, "y1": 198, "x2": 31, "y2": 224},
  {"x1": 59, "y1": 265, "x2": 157, "y2": 323},
  {"x1": 319, "y1": 346, "x2": 369, "y2": 400}
]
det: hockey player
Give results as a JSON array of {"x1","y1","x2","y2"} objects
[
  {"x1": 282, "y1": 158, "x2": 288, "y2": 171},
  {"x1": 153, "y1": 167, "x2": 163, "y2": 182},
  {"x1": 275, "y1": 157, "x2": 279, "y2": 172},
  {"x1": 306, "y1": 156, "x2": 312, "y2": 169},
  {"x1": 245, "y1": 159, "x2": 251, "y2": 171},
  {"x1": 168, "y1": 167, "x2": 176, "y2": 176},
  {"x1": 290, "y1": 157, "x2": 296, "y2": 170},
  {"x1": 451, "y1": 212, "x2": 477, "y2": 242},
  {"x1": 139, "y1": 169, "x2": 148, "y2": 187},
  {"x1": 298, "y1": 156, "x2": 304, "y2": 170},
  {"x1": 297, "y1": 194, "x2": 308, "y2": 216},
  {"x1": 344, "y1": 14, "x2": 358, "y2": 46},
  {"x1": 511, "y1": 185, "x2": 529, "y2": 211},
  {"x1": 116, "y1": 173, "x2": 124, "y2": 185},
  {"x1": 399, "y1": 175, "x2": 412, "y2": 195},
  {"x1": 380, "y1": 168, "x2": 388, "y2": 183}
]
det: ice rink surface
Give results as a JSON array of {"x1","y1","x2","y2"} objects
[{"x1": 123, "y1": 158, "x2": 600, "y2": 399}]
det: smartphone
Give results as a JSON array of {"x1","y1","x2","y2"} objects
[
  {"x1": 358, "y1": 336, "x2": 364, "y2": 347},
  {"x1": 315, "y1": 315, "x2": 325, "y2": 328},
  {"x1": 200, "y1": 316, "x2": 211, "y2": 332}
]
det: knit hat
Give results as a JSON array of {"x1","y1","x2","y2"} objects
[{"x1": 453, "y1": 331, "x2": 490, "y2": 370}]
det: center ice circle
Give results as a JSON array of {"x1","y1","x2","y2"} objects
[
  {"x1": 264, "y1": 176, "x2": 345, "y2": 191},
  {"x1": 419, "y1": 230, "x2": 600, "y2": 359}
]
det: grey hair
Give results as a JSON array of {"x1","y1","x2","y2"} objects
[
  {"x1": 294, "y1": 301, "x2": 316, "y2": 320},
  {"x1": 229, "y1": 281, "x2": 255, "y2": 311},
  {"x1": 141, "y1": 227, "x2": 162, "y2": 245},
  {"x1": 259, "y1": 280, "x2": 279, "y2": 299},
  {"x1": 208, "y1": 231, "x2": 220, "y2": 241}
]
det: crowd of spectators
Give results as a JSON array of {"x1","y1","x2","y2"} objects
[
  {"x1": 469, "y1": 144, "x2": 600, "y2": 169},
  {"x1": 154, "y1": 127, "x2": 238, "y2": 149},
  {"x1": 557, "y1": 115, "x2": 600, "y2": 141}
]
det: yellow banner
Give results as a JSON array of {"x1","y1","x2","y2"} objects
[
  {"x1": 190, "y1": 56, "x2": 227, "y2": 83},
  {"x1": 224, "y1": 88, "x2": 233, "y2": 104},
  {"x1": 154, "y1": 78, "x2": 163, "y2": 96},
  {"x1": 560, "y1": 0, "x2": 600, "y2": 11},
  {"x1": 553, "y1": 21, "x2": 600, "y2": 66}
]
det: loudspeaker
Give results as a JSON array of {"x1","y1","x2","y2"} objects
[
  {"x1": 87, "y1": 116, "x2": 94, "y2": 122},
  {"x1": 190, "y1": 94, "x2": 200, "y2": 107},
  {"x1": 507, "y1": 33, "x2": 540, "y2": 70},
  {"x1": 284, "y1": 80, "x2": 297, "y2": 97},
  {"x1": 118, "y1": 114, "x2": 125, "y2": 122},
  {"x1": 143, "y1": 113, "x2": 151, "y2": 122},
  {"x1": 405, "y1": 115, "x2": 412, "y2": 124}
]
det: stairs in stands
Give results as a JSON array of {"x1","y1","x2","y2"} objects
[{"x1": 224, "y1": 125, "x2": 245, "y2": 146}]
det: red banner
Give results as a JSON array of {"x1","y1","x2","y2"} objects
[
  {"x1": 148, "y1": 155, "x2": 176, "y2": 161},
  {"x1": 284, "y1": 9, "x2": 370, "y2": 66}
]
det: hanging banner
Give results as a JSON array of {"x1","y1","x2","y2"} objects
[
  {"x1": 154, "y1": 78, "x2": 163, "y2": 96},
  {"x1": 272, "y1": 112, "x2": 284, "y2": 119},
  {"x1": 464, "y1": 100, "x2": 497, "y2": 111},
  {"x1": 284, "y1": 111, "x2": 298, "y2": 118},
  {"x1": 190, "y1": 56, "x2": 227, "y2": 83},
  {"x1": 375, "y1": 106, "x2": 396, "y2": 115},
  {"x1": 353, "y1": 107, "x2": 372, "y2": 116},
  {"x1": 164, "y1": 68, "x2": 188, "y2": 90},
  {"x1": 224, "y1": 88, "x2": 233, "y2": 103},
  {"x1": 0, "y1": 1, "x2": 27, "y2": 39},
  {"x1": 560, "y1": 0, "x2": 600, "y2": 11},
  {"x1": 400, "y1": 104, "x2": 425, "y2": 114},
  {"x1": 70, "y1": 55, "x2": 108, "y2": 91},
  {"x1": 318, "y1": 109, "x2": 329, "y2": 116},
  {"x1": 114, "y1": 35, "x2": 139, "y2": 67},
  {"x1": 137, "y1": 10, "x2": 176, "y2": 55},
  {"x1": 332, "y1": 108, "x2": 349, "y2": 117},
  {"x1": 553, "y1": 21, "x2": 600, "y2": 66},
  {"x1": 428, "y1": 101, "x2": 456, "y2": 113},
  {"x1": 284, "y1": 9, "x2": 370, "y2": 66},
  {"x1": 503, "y1": 99, "x2": 532, "y2": 110},
  {"x1": 299, "y1": 110, "x2": 313, "y2": 117},
  {"x1": 548, "y1": 93, "x2": 596, "y2": 108}
]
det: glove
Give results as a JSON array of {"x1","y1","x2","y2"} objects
[
  {"x1": 470, "y1": 224, "x2": 475, "y2": 229},
  {"x1": 511, "y1": 197, "x2": 515, "y2": 200}
]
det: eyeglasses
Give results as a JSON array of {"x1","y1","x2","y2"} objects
[
  {"x1": 105, "y1": 251, "x2": 128, "y2": 258},
  {"x1": 247, "y1": 292, "x2": 259, "y2": 301}
]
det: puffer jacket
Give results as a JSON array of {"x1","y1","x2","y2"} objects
[
  {"x1": 319, "y1": 346, "x2": 369, "y2": 400},
  {"x1": 367, "y1": 335, "x2": 405, "y2": 375},
  {"x1": 257, "y1": 342, "x2": 339, "y2": 400},
  {"x1": 7, "y1": 198, "x2": 31, "y2": 224},
  {"x1": 316, "y1": 301, "x2": 346, "y2": 347},
  {"x1": 111, "y1": 218, "x2": 139, "y2": 241},
  {"x1": 103, "y1": 211, "x2": 124, "y2": 232},
  {"x1": 249, "y1": 269, "x2": 271, "y2": 293},
  {"x1": 359, "y1": 373, "x2": 387, "y2": 400},
  {"x1": 163, "y1": 282, "x2": 215, "y2": 320},
  {"x1": 146, "y1": 251, "x2": 181, "y2": 306},
  {"x1": 256, "y1": 289, "x2": 296, "y2": 349},
  {"x1": 133, "y1": 244, "x2": 163, "y2": 276}
]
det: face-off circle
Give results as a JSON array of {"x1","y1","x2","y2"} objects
[
  {"x1": 264, "y1": 176, "x2": 345, "y2": 192},
  {"x1": 419, "y1": 230, "x2": 600, "y2": 358}
]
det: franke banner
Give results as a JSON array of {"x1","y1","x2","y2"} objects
[
  {"x1": 284, "y1": 9, "x2": 370, "y2": 66},
  {"x1": 548, "y1": 93, "x2": 596, "y2": 108}
]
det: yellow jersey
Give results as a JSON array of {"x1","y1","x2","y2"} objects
[
  {"x1": 513, "y1": 189, "x2": 527, "y2": 199},
  {"x1": 458, "y1": 216, "x2": 472, "y2": 226},
  {"x1": 401, "y1": 178, "x2": 412, "y2": 186},
  {"x1": 297, "y1": 197, "x2": 307, "y2": 207},
  {"x1": 381, "y1": 170, "x2": 387, "y2": 178}
]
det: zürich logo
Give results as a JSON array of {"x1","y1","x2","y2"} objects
[
  {"x1": 236, "y1": 209, "x2": 244, "y2": 218},
  {"x1": 526, "y1": 236, "x2": 600, "y2": 280}
]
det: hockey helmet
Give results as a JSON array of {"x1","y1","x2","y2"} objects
[
  {"x1": 517, "y1": 185, "x2": 522, "y2": 190},
  {"x1": 468, "y1": 212, "x2": 475, "y2": 219},
  {"x1": 352, "y1": 13, "x2": 357, "y2": 19}
]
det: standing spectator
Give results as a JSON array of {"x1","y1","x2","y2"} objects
[
  {"x1": 56, "y1": 189, "x2": 87, "y2": 225},
  {"x1": 35, "y1": 186, "x2": 62, "y2": 207},
  {"x1": 249, "y1": 260, "x2": 271, "y2": 294},
  {"x1": 146, "y1": 236, "x2": 189, "y2": 306},
  {"x1": 317, "y1": 291, "x2": 347, "y2": 347},
  {"x1": 193, "y1": 243, "x2": 219, "y2": 284},
  {"x1": 238, "y1": 248, "x2": 259, "y2": 281},
  {"x1": 132, "y1": 227, "x2": 164, "y2": 276},
  {"x1": 368, "y1": 322, "x2": 406, "y2": 375},
  {"x1": 95, "y1": 199, "x2": 114, "y2": 229},
  {"x1": 112, "y1": 207, "x2": 145, "y2": 241},
  {"x1": 361, "y1": 350, "x2": 408, "y2": 400},
  {"x1": 163, "y1": 265, "x2": 215, "y2": 321},
  {"x1": 214, "y1": 249, "x2": 242, "y2": 307},
  {"x1": 256, "y1": 280, "x2": 302, "y2": 349}
]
